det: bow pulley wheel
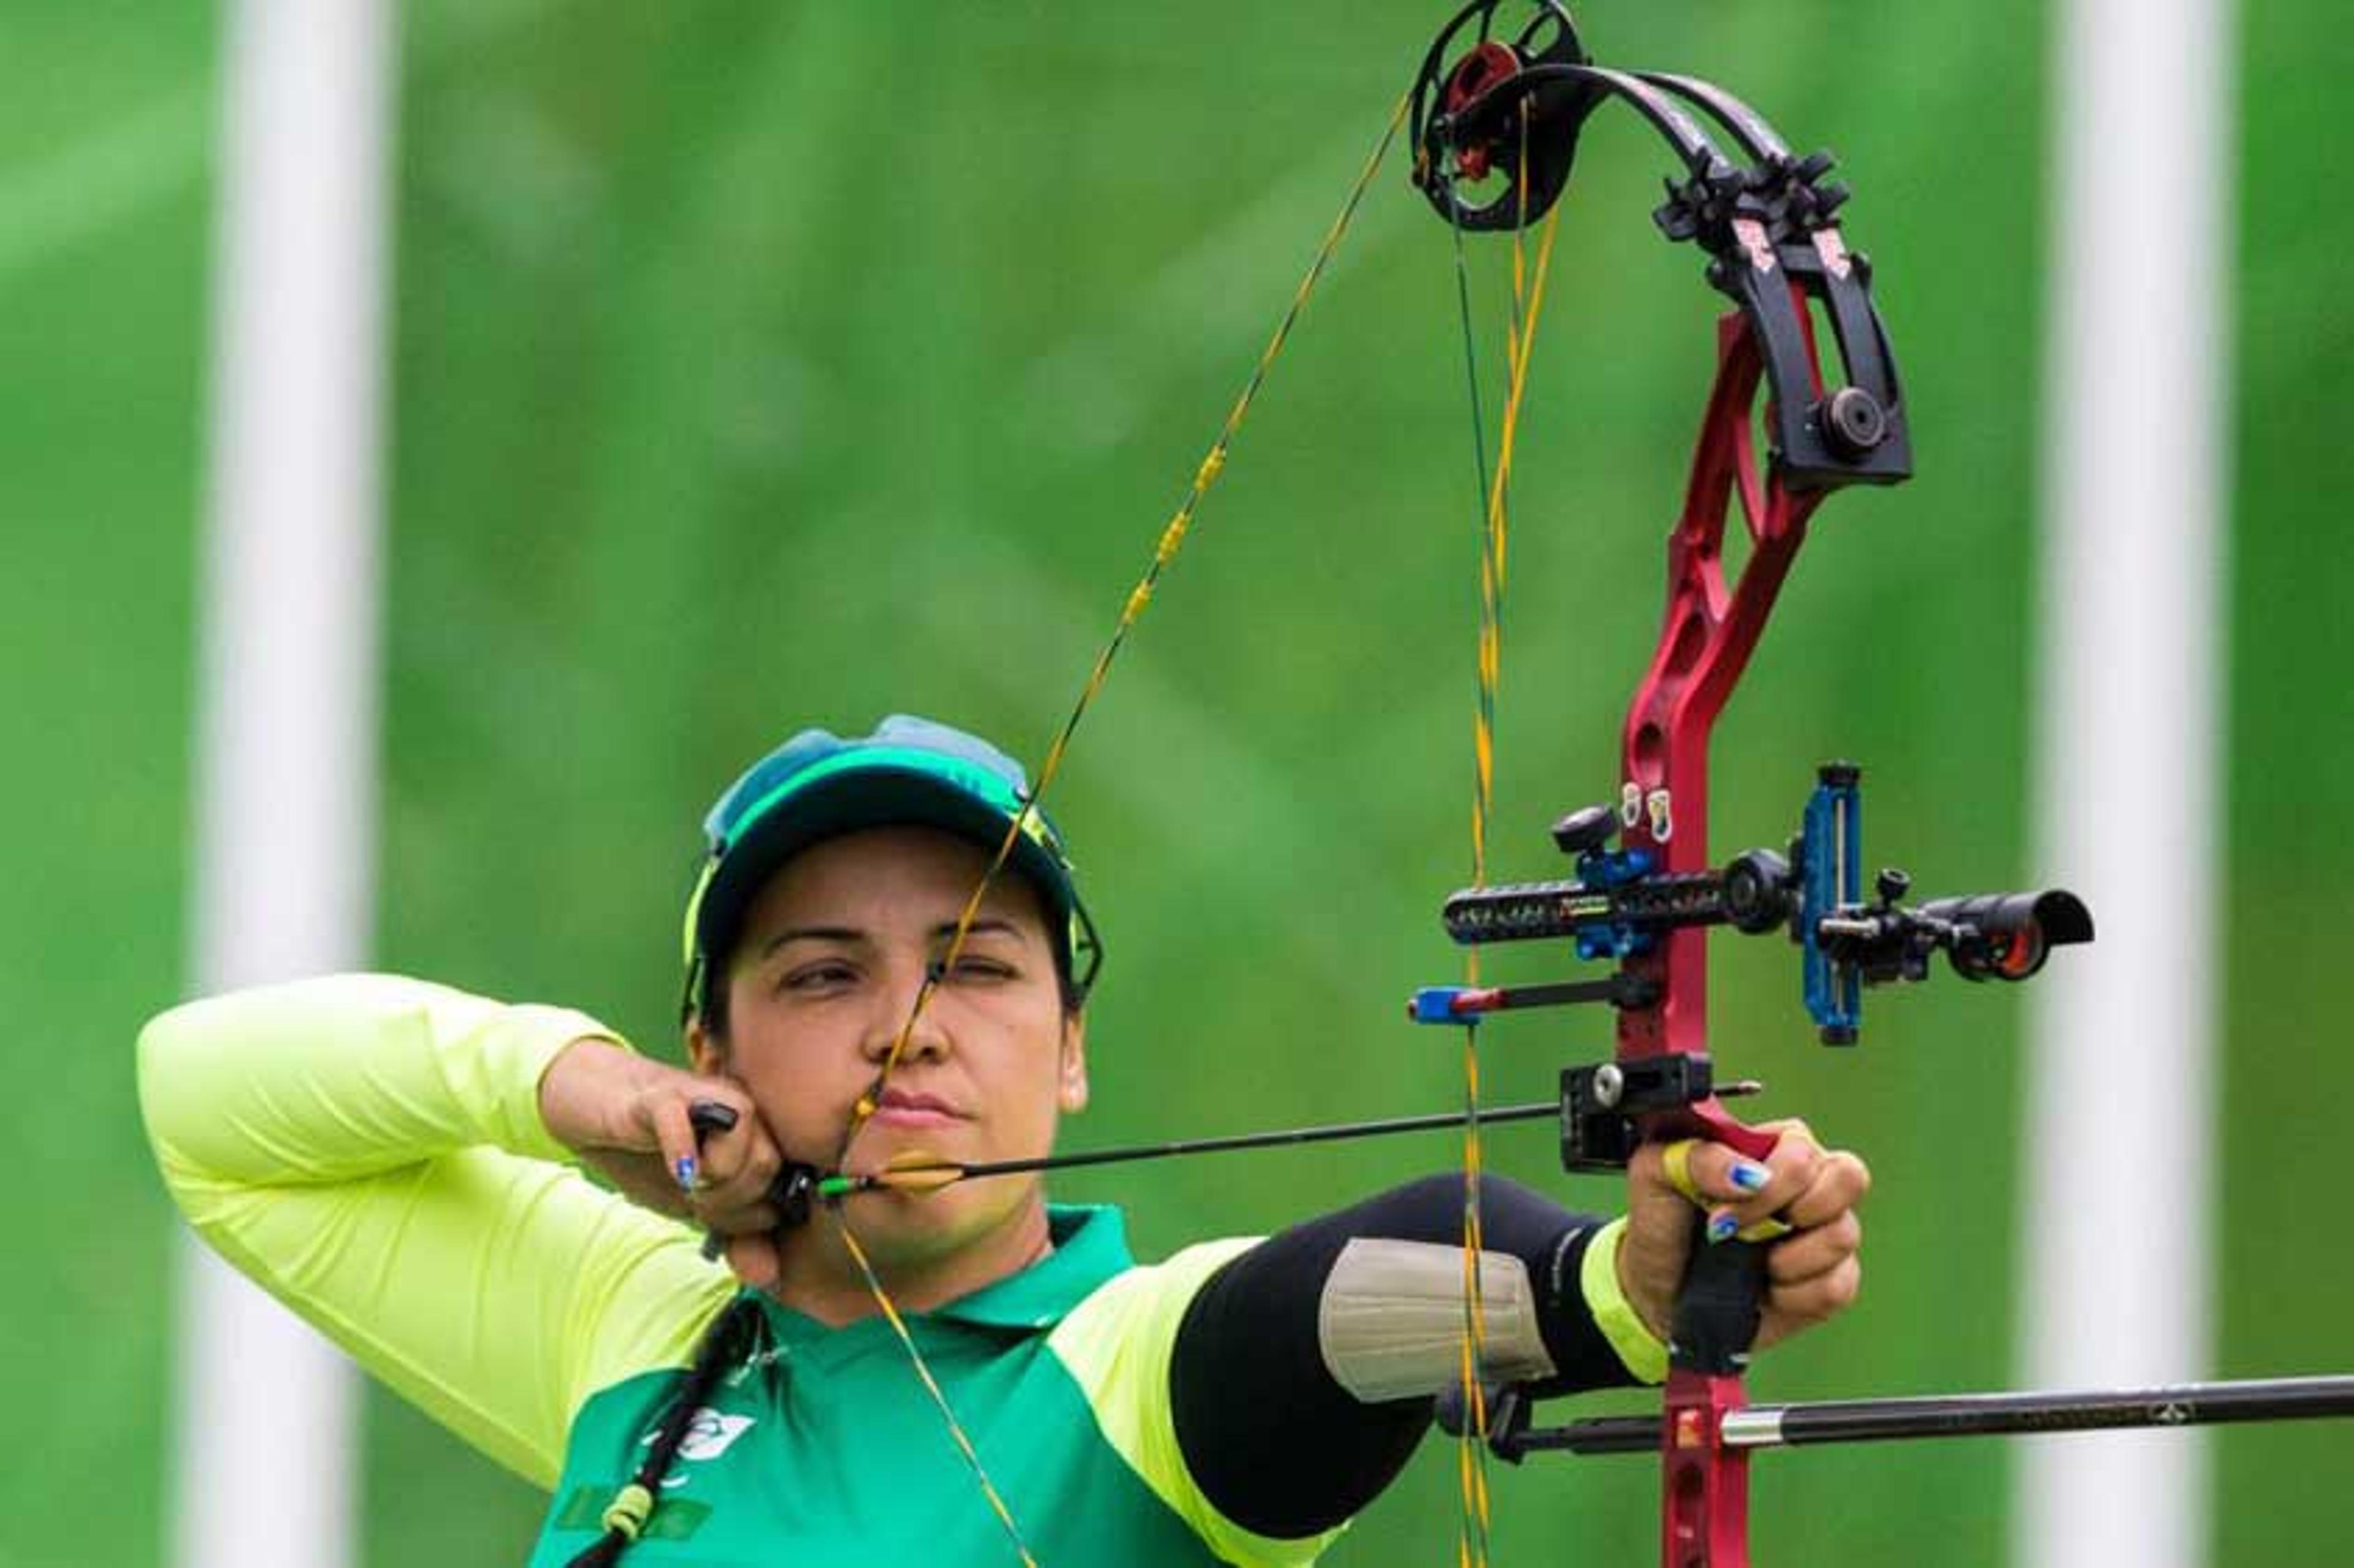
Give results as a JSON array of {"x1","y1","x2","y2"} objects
[{"x1": 1409, "y1": 0, "x2": 1598, "y2": 231}]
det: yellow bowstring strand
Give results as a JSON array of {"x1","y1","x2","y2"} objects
[
  {"x1": 821, "y1": 91, "x2": 1415, "y2": 1568},
  {"x1": 834, "y1": 1218, "x2": 1041, "y2": 1568},
  {"x1": 1457, "y1": 127, "x2": 1563, "y2": 1568},
  {"x1": 839, "y1": 90, "x2": 1414, "y2": 1171},
  {"x1": 1465, "y1": 169, "x2": 1563, "y2": 897}
]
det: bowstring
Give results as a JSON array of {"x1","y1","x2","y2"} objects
[
  {"x1": 835, "y1": 1224, "x2": 1041, "y2": 1567},
  {"x1": 1439, "y1": 145, "x2": 1496, "y2": 1568},
  {"x1": 818, "y1": 91, "x2": 1415, "y2": 1566},
  {"x1": 1449, "y1": 103, "x2": 1561, "y2": 1568}
]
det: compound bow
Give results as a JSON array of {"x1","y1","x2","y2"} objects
[
  {"x1": 775, "y1": 6, "x2": 2354, "y2": 1568},
  {"x1": 1393, "y1": 4, "x2": 2353, "y2": 1567}
]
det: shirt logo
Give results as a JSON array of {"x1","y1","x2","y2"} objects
[{"x1": 642, "y1": 1407, "x2": 756, "y2": 1463}]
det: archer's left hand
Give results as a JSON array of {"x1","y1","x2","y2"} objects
[{"x1": 1616, "y1": 1119, "x2": 1870, "y2": 1353}]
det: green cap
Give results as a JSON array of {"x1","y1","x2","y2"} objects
[{"x1": 682, "y1": 715, "x2": 1099, "y2": 1020}]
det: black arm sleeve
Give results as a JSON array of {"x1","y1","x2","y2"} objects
[{"x1": 1169, "y1": 1173, "x2": 1642, "y2": 1539}]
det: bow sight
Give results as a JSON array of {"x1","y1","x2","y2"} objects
[
  {"x1": 1418, "y1": 764, "x2": 2094, "y2": 1050},
  {"x1": 1411, "y1": 765, "x2": 2093, "y2": 1170}
]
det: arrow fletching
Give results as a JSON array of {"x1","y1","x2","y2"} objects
[{"x1": 823, "y1": 1153, "x2": 968, "y2": 1200}]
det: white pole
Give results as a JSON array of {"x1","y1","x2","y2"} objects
[
  {"x1": 2017, "y1": 0, "x2": 2234, "y2": 1564},
  {"x1": 175, "y1": 4, "x2": 395, "y2": 1567}
]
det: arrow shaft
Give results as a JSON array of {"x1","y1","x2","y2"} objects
[
  {"x1": 972, "y1": 1097, "x2": 1560, "y2": 1175},
  {"x1": 835, "y1": 1098, "x2": 1562, "y2": 1194}
]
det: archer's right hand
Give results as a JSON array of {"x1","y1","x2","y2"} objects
[{"x1": 537, "y1": 1038, "x2": 791, "y2": 1263}]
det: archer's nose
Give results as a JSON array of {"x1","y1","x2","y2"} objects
[{"x1": 863, "y1": 969, "x2": 951, "y2": 1064}]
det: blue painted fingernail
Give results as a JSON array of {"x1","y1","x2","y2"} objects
[
  {"x1": 674, "y1": 1156, "x2": 698, "y2": 1192},
  {"x1": 1731, "y1": 1160, "x2": 1771, "y2": 1193},
  {"x1": 1707, "y1": 1211, "x2": 1739, "y2": 1244}
]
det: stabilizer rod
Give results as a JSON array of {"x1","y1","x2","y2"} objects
[{"x1": 1485, "y1": 1376, "x2": 2354, "y2": 1459}]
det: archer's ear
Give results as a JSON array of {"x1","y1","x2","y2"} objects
[
  {"x1": 685, "y1": 1013, "x2": 725, "y2": 1076},
  {"x1": 1057, "y1": 1012, "x2": 1089, "y2": 1114}
]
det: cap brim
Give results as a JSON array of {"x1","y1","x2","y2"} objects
[{"x1": 695, "y1": 765, "x2": 1076, "y2": 974}]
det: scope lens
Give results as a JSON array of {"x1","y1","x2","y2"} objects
[{"x1": 1922, "y1": 890, "x2": 2092, "y2": 983}]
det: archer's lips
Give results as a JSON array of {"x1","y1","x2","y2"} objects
[{"x1": 870, "y1": 1089, "x2": 969, "y2": 1130}]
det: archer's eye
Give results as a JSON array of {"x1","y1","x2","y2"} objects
[
  {"x1": 941, "y1": 955, "x2": 1016, "y2": 984},
  {"x1": 781, "y1": 960, "x2": 858, "y2": 994}
]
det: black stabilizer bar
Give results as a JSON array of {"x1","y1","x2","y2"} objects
[{"x1": 1485, "y1": 1376, "x2": 2354, "y2": 1460}]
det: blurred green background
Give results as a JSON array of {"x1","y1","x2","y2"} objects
[{"x1": 9, "y1": 1, "x2": 2348, "y2": 1563}]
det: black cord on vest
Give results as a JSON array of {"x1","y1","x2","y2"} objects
[{"x1": 564, "y1": 1294, "x2": 761, "y2": 1567}]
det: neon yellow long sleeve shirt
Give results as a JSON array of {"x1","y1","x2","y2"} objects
[{"x1": 138, "y1": 973, "x2": 729, "y2": 1487}]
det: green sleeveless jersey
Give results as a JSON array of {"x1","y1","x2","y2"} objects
[{"x1": 533, "y1": 1211, "x2": 1311, "y2": 1565}]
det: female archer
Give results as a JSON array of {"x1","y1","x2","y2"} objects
[{"x1": 139, "y1": 713, "x2": 1868, "y2": 1565}]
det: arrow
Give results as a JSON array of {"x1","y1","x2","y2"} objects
[{"x1": 821, "y1": 1097, "x2": 1588, "y2": 1199}]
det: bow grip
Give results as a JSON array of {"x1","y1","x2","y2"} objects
[
  {"x1": 1672, "y1": 1229, "x2": 1772, "y2": 1376},
  {"x1": 1664, "y1": 1100, "x2": 1778, "y2": 1374}
]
